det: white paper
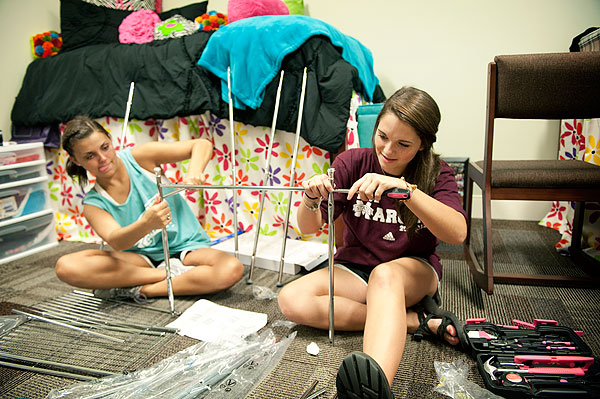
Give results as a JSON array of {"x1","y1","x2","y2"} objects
[
  {"x1": 166, "y1": 299, "x2": 268, "y2": 342},
  {"x1": 212, "y1": 234, "x2": 329, "y2": 274}
]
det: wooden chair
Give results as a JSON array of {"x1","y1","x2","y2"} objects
[{"x1": 464, "y1": 52, "x2": 600, "y2": 294}]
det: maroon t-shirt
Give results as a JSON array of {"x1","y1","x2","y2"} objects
[{"x1": 320, "y1": 147, "x2": 466, "y2": 280}]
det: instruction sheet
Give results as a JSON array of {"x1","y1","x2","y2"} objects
[{"x1": 166, "y1": 299, "x2": 268, "y2": 342}]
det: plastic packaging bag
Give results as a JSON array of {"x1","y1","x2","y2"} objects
[
  {"x1": 433, "y1": 358, "x2": 504, "y2": 399},
  {"x1": 46, "y1": 329, "x2": 295, "y2": 399},
  {"x1": 0, "y1": 315, "x2": 26, "y2": 336},
  {"x1": 252, "y1": 285, "x2": 278, "y2": 300},
  {"x1": 271, "y1": 319, "x2": 296, "y2": 329}
]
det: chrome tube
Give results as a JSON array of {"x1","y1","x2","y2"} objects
[
  {"x1": 163, "y1": 184, "x2": 352, "y2": 198},
  {"x1": 12, "y1": 309, "x2": 124, "y2": 343},
  {"x1": 327, "y1": 167, "x2": 335, "y2": 345},
  {"x1": 226, "y1": 67, "x2": 239, "y2": 258},
  {"x1": 154, "y1": 167, "x2": 175, "y2": 315},
  {"x1": 247, "y1": 70, "x2": 285, "y2": 284},
  {"x1": 277, "y1": 67, "x2": 308, "y2": 287}
]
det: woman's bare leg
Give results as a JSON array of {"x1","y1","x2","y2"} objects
[
  {"x1": 362, "y1": 258, "x2": 438, "y2": 385},
  {"x1": 278, "y1": 267, "x2": 368, "y2": 330},
  {"x1": 56, "y1": 248, "x2": 244, "y2": 297},
  {"x1": 55, "y1": 249, "x2": 165, "y2": 289}
]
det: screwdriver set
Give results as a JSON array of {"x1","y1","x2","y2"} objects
[{"x1": 464, "y1": 318, "x2": 600, "y2": 398}]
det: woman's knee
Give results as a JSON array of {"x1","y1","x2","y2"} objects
[
  {"x1": 55, "y1": 252, "x2": 84, "y2": 284},
  {"x1": 215, "y1": 256, "x2": 244, "y2": 289},
  {"x1": 278, "y1": 283, "x2": 308, "y2": 323},
  {"x1": 368, "y1": 262, "x2": 405, "y2": 290}
]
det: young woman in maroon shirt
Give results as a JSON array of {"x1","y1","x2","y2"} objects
[{"x1": 278, "y1": 87, "x2": 468, "y2": 399}]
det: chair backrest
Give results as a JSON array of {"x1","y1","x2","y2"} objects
[
  {"x1": 493, "y1": 52, "x2": 600, "y2": 120},
  {"x1": 356, "y1": 103, "x2": 383, "y2": 147}
]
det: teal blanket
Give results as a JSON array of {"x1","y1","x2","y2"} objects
[{"x1": 198, "y1": 15, "x2": 379, "y2": 109}]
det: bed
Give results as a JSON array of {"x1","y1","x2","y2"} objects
[{"x1": 11, "y1": 0, "x2": 385, "y2": 245}]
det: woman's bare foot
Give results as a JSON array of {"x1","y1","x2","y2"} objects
[
  {"x1": 427, "y1": 316, "x2": 460, "y2": 346},
  {"x1": 407, "y1": 308, "x2": 461, "y2": 346}
]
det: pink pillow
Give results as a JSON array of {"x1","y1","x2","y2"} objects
[
  {"x1": 228, "y1": 0, "x2": 289, "y2": 24},
  {"x1": 119, "y1": 9, "x2": 161, "y2": 44}
]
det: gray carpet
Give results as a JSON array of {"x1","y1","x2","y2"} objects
[{"x1": 1, "y1": 219, "x2": 599, "y2": 399}]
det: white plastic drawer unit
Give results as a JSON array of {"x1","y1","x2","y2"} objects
[
  {"x1": 0, "y1": 209, "x2": 58, "y2": 264},
  {"x1": 0, "y1": 142, "x2": 44, "y2": 166},
  {"x1": 0, "y1": 176, "x2": 50, "y2": 221},
  {"x1": 0, "y1": 159, "x2": 46, "y2": 184}
]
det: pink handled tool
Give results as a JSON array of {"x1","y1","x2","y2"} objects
[{"x1": 514, "y1": 355, "x2": 594, "y2": 370}]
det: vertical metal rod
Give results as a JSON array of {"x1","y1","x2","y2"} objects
[
  {"x1": 327, "y1": 167, "x2": 335, "y2": 345},
  {"x1": 277, "y1": 67, "x2": 308, "y2": 287},
  {"x1": 247, "y1": 70, "x2": 285, "y2": 284},
  {"x1": 226, "y1": 67, "x2": 239, "y2": 258},
  {"x1": 154, "y1": 167, "x2": 176, "y2": 315},
  {"x1": 121, "y1": 81, "x2": 135, "y2": 147}
]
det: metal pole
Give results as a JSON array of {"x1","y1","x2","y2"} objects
[
  {"x1": 154, "y1": 167, "x2": 176, "y2": 315},
  {"x1": 161, "y1": 184, "x2": 351, "y2": 196},
  {"x1": 40, "y1": 297, "x2": 179, "y2": 333},
  {"x1": 12, "y1": 309, "x2": 124, "y2": 343},
  {"x1": 72, "y1": 290, "x2": 178, "y2": 316},
  {"x1": 247, "y1": 70, "x2": 285, "y2": 284},
  {"x1": 277, "y1": 67, "x2": 308, "y2": 287},
  {"x1": 0, "y1": 360, "x2": 99, "y2": 381},
  {"x1": 0, "y1": 352, "x2": 114, "y2": 377},
  {"x1": 226, "y1": 66, "x2": 239, "y2": 258},
  {"x1": 327, "y1": 168, "x2": 335, "y2": 345},
  {"x1": 28, "y1": 306, "x2": 165, "y2": 336},
  {"x1": 121, "y1": 81, "x2": 135, "y2": 147}
]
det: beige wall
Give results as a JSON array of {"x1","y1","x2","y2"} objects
[{"x1": 1, "y1": 0, "x2": 598, "y2": 218}]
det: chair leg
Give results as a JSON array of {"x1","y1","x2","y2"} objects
[
  {"x1": 463, "y1": 178, "x2": 494, "y2": 294},
  {"x1": 481, "y1": 190, "x2": 494, "y2": 294},
  {"x1": 570, "y1": 201, "x2": 600, "y2": 275}
]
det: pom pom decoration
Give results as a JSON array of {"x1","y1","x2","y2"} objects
[
  {"x1": 118, "y1": 9, "x2": 161, "y2": 44},
  {"x1": 195, "y1": 11, "x2": 228, "y2": 31},
  {"x1": 31, "y1": 31, "x2": 63, "y2": 59}
]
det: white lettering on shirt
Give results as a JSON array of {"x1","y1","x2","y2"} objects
[
  {"x1": 351, "y1": 199, "x2": 423, "y2": 231},
  {"x1": 372, "y1": 207, "x2": 385, "y2": 222}
]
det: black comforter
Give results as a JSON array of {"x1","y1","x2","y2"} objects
[{"x1": 11, "y1": 32, "x2": 384, "y2": 152}]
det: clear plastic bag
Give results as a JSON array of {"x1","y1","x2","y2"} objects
[
  {"x1": 270, "y1": 319, "x2": 296, "y2": 329},
  {"x1": 252, "y1": 285, "x2": 278, "y2": 300},
  {"x1": 433, "y1": 358, "x2": 504, "y2": 399},
  {"x1": 46, "y1": 329, "x2": 296, "y2": 399},
  {"x1": 0, "y1": 315, "x2": 26, "y2": 336}
]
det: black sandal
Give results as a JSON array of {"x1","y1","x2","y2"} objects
[
  {"x1": 413, "y1": 295, "x2": 467, "y2": 351},
  {"x1": 336, "y1": 351, "x2": 394, "y2": 399}
]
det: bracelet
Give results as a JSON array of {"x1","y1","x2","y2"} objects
[
  {"x1": 400, "y1": 176, "x2": 418, "y2": 193},
  {"x1": 303, "y1": 197, "x2": 321, "y2": 212},
  {"x1": 304, "y1": 192, "x2": 319, "y2": 200}
]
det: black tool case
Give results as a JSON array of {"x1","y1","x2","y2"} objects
[{"x1": 463, "y1": 318, "x2": 600, "y2": 398}]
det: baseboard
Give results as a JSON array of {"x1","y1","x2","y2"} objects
[{"x1": 470, "y1": 195, "x2": 553, "y2": 221}]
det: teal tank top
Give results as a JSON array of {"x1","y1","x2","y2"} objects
[{"x1": 83, "y1": 149, "x2": 210, "y2": 261}]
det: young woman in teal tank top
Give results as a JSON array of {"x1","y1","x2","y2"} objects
[{"x1": 55, "y1": 116, "x2": 244, "y2": 302}]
